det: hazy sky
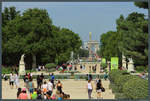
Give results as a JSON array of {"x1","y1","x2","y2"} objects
[{"x1": 2, "y1": 2, "x2": 148, "y2": 42}]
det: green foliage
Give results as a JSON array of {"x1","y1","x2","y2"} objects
[
  {"x1": 109, "y1": 70, "x2": 127, "y2": 83},
  {"x1": 123, "y1": 78, "x2": 148, "y2": 99},
  {"x1": 2, "y1": 67, "x2": 13, "y2": 74},
  {"x1": 109, "y1": 70, "x2": 148, "y2": 99},
  {"x1": 115, "y1": 93, "x2": 127, "y2": 99},
  {"x1": 134, "y1": 2, "x2": 148, "y2": 9},
  {"x1": 101, "y1": 63, "x2": 107, "y2": 69},
  {"x1": 99, "y1": 31, "x2": 122, "y2": 65},
  {"x1": 117, "y1": 12, "x2": 148, "y2": 66},
  {"x1": 2, "y1": 7, "x2": 82, "y2": 67},
  {"x1": 109, "y1": 83, "x2": 120, "y2": 93},
  {"x1": 45, "y1": 63, "x2": 57, "y2": 69},
  {"x1": 100, "y1": 11, "x2": 148, "y2": 67},
  {"x1": 135, "y1": 66, "x2": 147, "y2": 72},
  {"x1": 78, "y1": 48, "x2": 89, "y2": 57},
  {"x1": 115, "y1": 75, "x2": 138, "y2": 92}
]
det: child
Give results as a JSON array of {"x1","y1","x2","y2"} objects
[{"x1": 31, "y1": 88, "x2": 37, "y2": 99}]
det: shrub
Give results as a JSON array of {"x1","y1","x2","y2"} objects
[
  {"x1": 115, "y1": 93, "x2": 127, "y2": 99},
  {"x1": 109, "y1": 70, "x2": 127, "y2": 83},
  {"x1": 101, "y1": 63, "x2": 107, "y2": 69},
  {"x1": 135, "y1": 66, "x2": 147, "y2": 72},
  {"x1": 123, "y1": 77, "x2": 148, "y2": 99},
  {"x1": 115, "y1": 75, "x2": 138, "y2": 92},
  {"x1": 2, "y1": 67, "x2": 14, "y2": 74},
  {"x1": 109, "y1": 83, "x2": 120, "y2": 93},
  {"x1": 45, "y1": 63, "x2": 57, "y2": 70}
]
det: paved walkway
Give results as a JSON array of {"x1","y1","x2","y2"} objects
[{"x1": 2, "y1": 79, "x2": 115, "y2": 99}]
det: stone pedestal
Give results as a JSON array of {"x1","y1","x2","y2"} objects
[
  {"x1": 128, "y1": 58, "x2": 134, "y2": 72},
  {"x1": 19, "y1": 54, "x2": 25, "y2": 75}
]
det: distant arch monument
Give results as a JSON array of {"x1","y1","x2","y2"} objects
[{"x1": 87, "y1": 32, "x2": 99, "y2": 61}]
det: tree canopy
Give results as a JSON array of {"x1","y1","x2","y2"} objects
[
  {"x1": 99, "y1": 3, "x2": 148, "y2": 67},
  {"x1": 2, "y1": 7, "x2": 82, "y2": 69}
]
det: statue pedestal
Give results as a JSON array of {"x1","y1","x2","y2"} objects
[
  {"x1": 19, "y1": 64, "x2": 25, "y2": 75},
  {"x1": 19, "y1": 54, "x2": 26, "y2": 75}
]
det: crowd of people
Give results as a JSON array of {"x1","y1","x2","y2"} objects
[{"x1": 4, "y1": 72, "x2": 70, "y2": 100}]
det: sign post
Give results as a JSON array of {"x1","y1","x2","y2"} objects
[{"x1": 111, "y1": 57, "x2": 119, "y2": 70}]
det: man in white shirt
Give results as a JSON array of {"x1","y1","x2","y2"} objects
[{"x1": 47, "y1": 80, "x2": 53, "y2": 96}]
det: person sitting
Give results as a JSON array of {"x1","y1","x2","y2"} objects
[
  {"x1": 18, "y1": 88, "x2": 28, "y2": 99},
  {"x1": 141, "y1": 73, "x2": 146, "y2": 79}
]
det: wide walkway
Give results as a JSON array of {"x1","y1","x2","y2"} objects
[{"x1": 2, "y1": 79, "x2": 115, "y2": 99}]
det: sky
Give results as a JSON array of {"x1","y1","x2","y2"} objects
[{"x1": 2, "y1": 2, "x2": 148, "y2": 42}]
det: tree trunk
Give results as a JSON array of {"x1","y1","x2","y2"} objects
[{"x1": 32, "y1": 54, "x2": 36, "y2": 70}]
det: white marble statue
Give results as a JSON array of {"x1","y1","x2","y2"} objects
[
  {"x1": 19, "y1": 54, "x2": 25, "y2": 75},
  {"x1": 128, "y1": 58, "x2": 135, "y2": 72}
]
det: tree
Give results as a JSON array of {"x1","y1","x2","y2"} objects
[
  {"x1": 2, "y1": 7, "x2": 82, "y2": 69},
  {"x1": 117, "y1": 12, "x2": 148, "y2": 66},
  {"x1": 2, "y1": 8, "x2": 53, "y2": 69},
  {"x1": 134, "y1": 2, "x2": 148, "y2": 9},
  {"x1": 2, "y1": 6, "x2": 20, "y2": 26},
  {"x1": 99, "y1": 31, "x2": 122, "y2": 62},
  {"x1": 78, "y1": 48, "x2": 89, "y2": 58}
]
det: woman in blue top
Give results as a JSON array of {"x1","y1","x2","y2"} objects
[
  {"x1": 51, "y1": 73, "x2": 55, "y2": 88},
  {"x1": 28, "y1": 78, "x2": 34, "y2": 94}
]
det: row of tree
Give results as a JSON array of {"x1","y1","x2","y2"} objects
[
  {"x1": 98, "y1": 2, "x2": 148, "y2": 67},
  {"x1": 2, "y1": 7, "x2": 82, "y2": 69}
]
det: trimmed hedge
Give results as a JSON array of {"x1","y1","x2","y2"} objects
[
  {"x1": 2, "y1": 66, "x2": 16, "y2": 74},
  {"x1": 123, "y1": 77, "x2": 148, "y2": 99},
  {"x1": 109, "y1": 70, "x2": 148, "y2": 99},
  {"x1": 45, "y1": 63, "x2": 57, "y2": 69},
  {"x1": 115, "y1": 75, "x2": 138, "y2": 92}
]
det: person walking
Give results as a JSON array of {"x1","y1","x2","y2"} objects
[
  {"x1": 86, "y1": 79, "x2": 93, "y2": 99},
  {"x1": 10, "y1": 73, "x2": 15, "y2": 89},
  {"x1": 14, "y1": 73, "x2": 20, "y2": 88},
  {"x1": 41, "y1": 81, "x2": 48, "y2": 99},
  {"x1": 47, "y1": 79, "x2": 53, "y2": 97},
  {"x1": 39, "y1": 73, "x2": 44, "y2": 88},
  {"x1": 37, "y1": 75, "x2": 40, "y2": 89},
  {"x1": 51, "y1": 73, "x2": 55, "y2": 88},
  {"x1": 96, "y1": 79, "x2": 103, "y2": 99},
  {"x1": 28, "y1": 78, "x2": 34, "y2": 94},
  {"x1": 24, "y1": 73, "x2": 29, "y2": 88},
  {"x1": 56, "y1": 80, "x2": 63, "y2": 94}
]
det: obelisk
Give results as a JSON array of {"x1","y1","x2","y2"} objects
[{"x1": 89, "y1": 32, "x2": 92, "y2": 61}]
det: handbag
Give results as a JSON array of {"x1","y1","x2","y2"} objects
[{"x1": 101, "y1": 87, "x2": 105, "y2": 92}]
